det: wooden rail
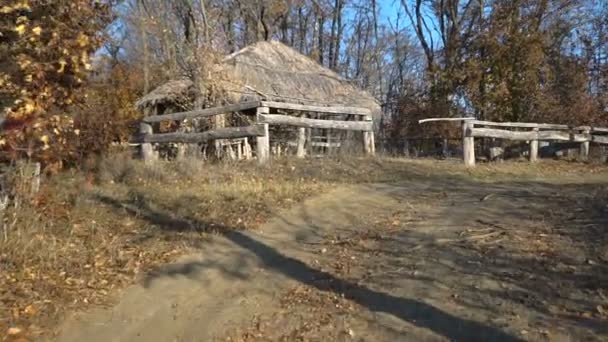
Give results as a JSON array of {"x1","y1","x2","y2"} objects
[
  {"x1": 142, "y1": 101, "x2": 261, "y2": 123},
  {"x1": 258, "y1": 114, "x2": 373, "y2": 131},
  {"x1": 419, "y1": 118, "x2": 608, "y2": 167},
  {"x1": 137, "y1": 125, "x2": 266, "y2": 144},
  {"x1": 138, "y1": 101, "x2": 376, "y2": 163},
  {"x1": 260, "y1": 101, "x2": 371, "y2": 116}
]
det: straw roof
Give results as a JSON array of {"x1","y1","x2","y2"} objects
[
  {"x1": 135, "y1": 79, "x2": 196, "y2": 112},
  {"x1": 136, "y1": 41, "x2": 381, "y2": 118}
]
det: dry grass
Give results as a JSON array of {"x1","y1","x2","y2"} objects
[{"x1": 1, "y1": 155, "x2": 607, "y2": 339}]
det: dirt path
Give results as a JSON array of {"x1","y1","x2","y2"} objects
[{"x1": 54, "y1": 174, "x2": 608, "y2": 341}]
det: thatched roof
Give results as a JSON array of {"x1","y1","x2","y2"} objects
[
  {"x1": 136, "y1": 41, "x2": 381, "y2": 117},
  {"x1": 135, "y1": 79, "x2": 195, "y2": 112}
]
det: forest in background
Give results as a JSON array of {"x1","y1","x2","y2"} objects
[{"x1": 1, "y1": 0, "x2": 608, "y2": 166}]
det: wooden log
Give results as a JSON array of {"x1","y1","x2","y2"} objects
[
  {"x1": 363, "y1": 115, "x2": 375, "y2": 155},
  {"x1": 369, "y1": 115, "x2": 375, "y2": 155},
  {"x1": 139, "y1": 122, "x2": 156, "y2": 161},
  {"x1": 256, "y1": 107, "x2": 270, "y2": 164},
  {"x1": 418, "y1": 117, "x2": 475, "y2": 124},
  {"x1": 236, "y1": 141, "x2": 243, "y2": 160},
  {"x1": 310, "y1": 141, "x2": 341, "y2": 148},
  {"x1": 471, "y1": 120, "x2": 569, "y2": 130},
  {"x1": 259, "y1": 114, "x2": 373, "y2": 131},
  {"x1": 471, "y1": 127, "x2": 591, "y2": 142},
  {"x1": 580, "y1": 128, "x2": 590, "y2": 160},
  {"x1": 243, "y1": 138, "x2": 252, "y2": 159},
  {"x1": 260, "y1": 101, "x2": 371, "y2": 116},
  {"x1": 142, "y1": 101, "x2": 261, "y2": 123},
  {"x1": 138, "y1": 125, "x2": 265, "y2": 144},
  {"x1": 296, "y1": 126, "x2": 306, "y2": 158},
  {"x1": 463, "y1": 121, "x2": 475, "y2": 167},
  {"x1": 593, "y1": 135, "x2": 608, "y2": 144},
  {"x1": 538, "y1": 131, "x2": 590, "y2": 142},
  {"x1": 529, "y1": 128, "x2": 539, "y2": 162}
]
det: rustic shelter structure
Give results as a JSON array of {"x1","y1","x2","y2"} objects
[{"x1": 135, "y1": 41, "x2": 380, "y2": 162}]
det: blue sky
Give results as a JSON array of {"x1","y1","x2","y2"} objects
[{"x1": 379, "y1": 0, "x2": 402, "y2": 23}]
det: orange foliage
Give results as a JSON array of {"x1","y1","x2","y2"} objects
[{"x1": 0, "y1": 0, "x2": 112, "y2": 165}]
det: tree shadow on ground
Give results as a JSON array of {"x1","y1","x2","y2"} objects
[{"x1": 95, "y1": 192, "x2": 524, "y2": 342}]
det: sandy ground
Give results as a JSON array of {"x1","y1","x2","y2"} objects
[{"x1": 53, "y1": 170, "x2": 608, "y2": 341}]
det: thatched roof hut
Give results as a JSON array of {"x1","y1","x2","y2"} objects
[
  {"x1": 136, "y1": 41, "x2": 381, "y2": 119},
  {"x1": 135, "y1": 79, "x2": 196, "y2": 113}
]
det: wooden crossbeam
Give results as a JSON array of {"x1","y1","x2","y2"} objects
[
  {"x1": 260, "y1": 101, "x2": 371, "y2": 116},
  {"x1": 136, "y1": 125, "x2": 265, "y2": 144},
  {"x1": 142, "y1": 101, "x2": 261, "y2": 123},
  {"x1": 259, "y1": 114, "x2": 373, "y2": 131}
]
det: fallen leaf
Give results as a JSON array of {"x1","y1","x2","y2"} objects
[
  {"x1": 7, "y1": 327, "x2": 23, "y2": 336},
  {"x1": 24, "y1": 304, "x2": 37, "y2": 317}
]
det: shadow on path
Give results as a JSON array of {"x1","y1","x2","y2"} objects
[{"x1": 95, "y1": 192, "x2": 523, "y2": 342}]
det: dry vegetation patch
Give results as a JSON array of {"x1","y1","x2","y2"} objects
[{"x1": 1, "y1": 156, "x2": 607, "y2": 340}]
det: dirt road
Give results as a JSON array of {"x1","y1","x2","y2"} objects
[{"x1": 54, "y1": 171, "x2": 608, "y2": 341}]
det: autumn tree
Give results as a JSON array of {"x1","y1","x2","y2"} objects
[{"x1": 0, "y1": 0, "x2": 112, "y2": 165}]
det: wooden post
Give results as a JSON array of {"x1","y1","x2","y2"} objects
[
  {"x1": 139, "y1": 122, "x2": 155, "y2": 162},
  {"x1": 296, "y1": 113, "x2": 306, "y2": 158},
  {"x1": 530, "y1": 127, "x2": 539, "y2": 162},
  {"x1": 363, "y1": 115, "x2": 375, "y2": 155},
  {"x1": 243, "y1": 138, "x2": 252, "y2": 159},
  {"x1": 256, "y1": 107, "x2": 270, "y2": 164},
  {"x1": 462, "y1": 120, "x2": 475, "y2": 167},
  {"x1": 296, "y1": 127, "x2": 306, "y2": 158},
  {"x1": 580, "y1": 128, "x2": 590, "y2": 161}
]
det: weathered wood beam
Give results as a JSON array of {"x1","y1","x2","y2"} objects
[
  {"x1": 471, "y1": 120, "x2": 569, "y2": 130},
  {"x1": 137, "y1": 125, "x2": 265, "y2": 144},
  {"x1": 142, "y1": 101, "x2": 261, "y2": 123},
  {"x1": 139, "y1": 122, "x2": 156, "y2": 162},
  {"x1": 259, "y1": 114, "x2": 373, "y2": 131},
  {"x1": 580, "y1": 128, "x2": 591, "y2": 160},
  {"x1": 470, "y1": 128, "x2": 591, "y2": 142},
  {"x1": 593, "y1": 135, "x2": 608, "y2": 144},
  {"x1": 529, "y1": 128, "x2": 539, "y2": 162},
  {"x1": 296, "y1": 113, "x2": 306, "y2": 158},
  {"x1": 256, "y1": 107, "x2": 270, "y2": 164},
  {"x1": 462, "y1": 121, "x2": 475, "y2": 167},
  {"x1": 363, "y1": 115, "x2": 375, "y2": 155},
  {"x1": 260, "y1": 101, "x2": 371, "y2": 116},
  {"x1": 418, "y1": 117, "x2": 475, "y2": 124}
]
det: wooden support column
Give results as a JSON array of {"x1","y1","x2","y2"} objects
[
  {"x1": 529, "y1": 127, "x2": 539, "y2": 162},
  {"x1": 139, "y1": 122, "x2": 156, "y2": 162},
  {"x1": 256, "y1": 107, "x2": 270, "y2": 164},
  {"x1": 462, "y1": 120, "x2": 475, "y2": 167},
  {"x1": 363, "y1": 115, "x2": 375, "y2": 155},
  {"x1": 296, "y1": 125, "x2": 306, "y2": 158},
  {"x1": 580, "y1": 128, "x2": 590, "y2": 160}
]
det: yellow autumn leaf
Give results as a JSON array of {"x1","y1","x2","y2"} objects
[
  {"x1": 0, "y1": 6, "x2": 14, "y2": 14},
  {"x1": 0, "y1": 139, "x2": 6, "y2": 146},
  {"x1": 15, "y1": 24, "x2": 26, "y2": 35},
  {"x1": 76, "y1": 32, "x2": 89, "y2": 47},
  {"x1": 24, "y1": 102, "x2": 35, "y2": 114},
  {"x1": 40, "y1": 135, "x2": 49, "y2": 144},
  {"x1": 58, "y1": 59, "x2": 67, "y2": 73},
  {"x1": 32, "y1": 26, "x2": 41, "y2": 35}
]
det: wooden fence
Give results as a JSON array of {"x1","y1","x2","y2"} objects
[
  {"x1": 419, "y1": 118, "x2": 608, "y2": 167},
  {"x1": 137, "y1": 101, "x2": 375, "y2": 163}
]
